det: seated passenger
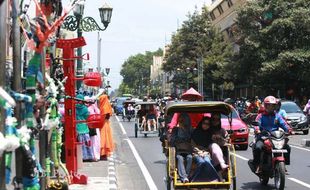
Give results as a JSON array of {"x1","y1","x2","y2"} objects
[
  {"x1": 209, "y1": 113, "x2": 229, "y2": 170},
  {"x1": 170, "y1": 113, "x2": 193, "y2": 183},
  {"x1": 127, "y1": 104, "x2": 134, "y2": 115},
  {"x1": 144, "y1": 106, "x2": 157, "y2": 131},
  {"x1": 191, "y1": 117, "x2": 221, "y2": 182},
  {"x1": 137, "y1": 106, "x2": 146, "y2": 128}
]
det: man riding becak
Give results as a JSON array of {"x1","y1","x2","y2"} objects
[{"x1": 250, "y1": 96, "x2": 291, "y2": 173}]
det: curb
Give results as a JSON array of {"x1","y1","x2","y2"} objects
[{"x1": 108, "y1": 153, "x2": 118, "y2": 190}]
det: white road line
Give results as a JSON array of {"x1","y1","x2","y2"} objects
[
  {"x1": 124, "y1": 138, "x2": 158, "y2": 190},
  {"x1": 231, "y1": 153, "x2": 249, "y2": 161},
  {"x1": 115, "y1": 116, "x2": 127, "y2": 135},
  {"x1": 290, "y1": 145, "x2": 310, "y2": 152},
  {"x1": 115, "y1": 117, "x2": 158, "y2": 190},
  {"x1": 288, "y1": 178, "x2": 310, "y2": 189}
]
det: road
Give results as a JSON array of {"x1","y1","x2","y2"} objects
[{"x1": 112, "y1": 115, "x2": 310, "y2": 190}]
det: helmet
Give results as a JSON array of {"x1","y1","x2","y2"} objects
[{"x1": 264, "y1": 96, "x2": 277, "y2": 105}]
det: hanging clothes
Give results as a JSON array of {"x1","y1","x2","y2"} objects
[{"x1": 98, "y1": 94, "x2": 114, "y2": 158}]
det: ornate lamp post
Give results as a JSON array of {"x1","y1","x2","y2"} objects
[{"x1": 62, "y1": 0, "x2": 113, "y2": 89}]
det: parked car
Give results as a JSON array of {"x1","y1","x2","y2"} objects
[
  {"x1": 221, "y1": 107, "x2": 249, "y2": 150},
  {"x1": 281, "y1": 100, "x2": 309, "y2": 135}
]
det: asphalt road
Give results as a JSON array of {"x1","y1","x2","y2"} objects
[{"x1": 113, "y1": 115, "x2": 310, "y2": 190}]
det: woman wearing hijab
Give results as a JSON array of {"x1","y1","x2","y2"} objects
[
  {"x1": 209, "y1": 113, "x2": 229, "y2": 170},
  {"x1": 191, "y1": 117, "x2": 221, "y2": 182},
  {"x1": 98, "y1": 92, "x2": 114, "y2": 159},
  {"x1": 170, "y1": 113, "x2": 193, "y2": 183},
  {"x1": 76, "y1": 94, "x2": 94, "y2": 161}
]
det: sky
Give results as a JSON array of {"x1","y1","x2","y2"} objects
[
  {"x1": 80, "y1": 0, "x2": 212, "y2": 92},
  {"x1": 30, "y1": 0, "x2": 212, "y2": 91}
]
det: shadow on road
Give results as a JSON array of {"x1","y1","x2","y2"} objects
[
  {"x1": 154, "y1": 160, "x2": 166, "y2": 165},
  {"x1": 239, "y1": 182, "x2": 275, "y2": 190}
]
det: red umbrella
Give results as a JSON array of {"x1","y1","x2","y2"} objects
[{"x1": 181, "y1": 88, "x2": 203, "y2": 101}]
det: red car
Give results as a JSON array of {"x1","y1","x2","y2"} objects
[{"x1": 221, "y1": 108, "x2": 249, "y2": 150}]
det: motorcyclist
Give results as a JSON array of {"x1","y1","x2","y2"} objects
[
  {"x1": 251, "y1": 96, "x2": 291, "y2": 173},
  {"x1": 276, "y1": 99, "x2": 288, "y2": 120},
  {"x1": 246, "y1": 98, "x2": 259, "y2": 114}
]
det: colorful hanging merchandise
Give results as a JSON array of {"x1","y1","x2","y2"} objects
[
  {"x1": 0, "y1": 87, "x2": 19, "y2": 184},
  {"x1": 44, "y1": 74, "x2": 69, "y2": 190},
  {"x1": 11, "y1": 91, "x2": 42, "y2": 190},
  {"x1": 19, "y1": 0, "x2": 82, "y2": 53}
]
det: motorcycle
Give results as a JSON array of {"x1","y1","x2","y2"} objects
[{"x1": 248, "y1": 128, "x2": 288, "y2": 190}]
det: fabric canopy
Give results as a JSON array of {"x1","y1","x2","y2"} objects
[{"x1": 181, "y1": 88, "x2": 202, "y2": 100}]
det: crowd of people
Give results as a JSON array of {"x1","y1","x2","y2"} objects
[{"x1": 64, "y1": 89, "x2": 115, "y2": 162}]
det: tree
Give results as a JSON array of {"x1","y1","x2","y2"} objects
[
  {"x1": 119, "y1": 49, "x2": 163, "y2": 96},
  {"x1": 235, "y1": 0, "x2": 310, "y2": 98},
  {"x1": 163, "y1": 6, "x2": 234, "y2": 98}
]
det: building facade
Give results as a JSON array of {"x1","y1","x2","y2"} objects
[
  {"x1": 208, "y1": 0, "x2": 247, "y2": 51},
  {"x1": 150, "y1": 45, "x2": 173, "y2": 97}
]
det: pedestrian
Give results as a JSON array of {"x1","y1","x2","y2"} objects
[
  {"x1": 76, "y1": 94, "x2": 94, "y2": 161},
  {"x1": 98, "y1": 90, "x2": 114, "y2": 160},
  {"x1": 85, "y1": 96, "x2": 101, "y2": 162}
]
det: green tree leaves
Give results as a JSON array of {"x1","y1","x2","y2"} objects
[
  {"x1": 235, "y1": 0, "x2": 310, "y2": 96},
  {"x1": 119, "y1": 49, "x2": 162, "y2": 96},
  {"x1": 163, "y1": 7, "x2": 234, "y2": 97}
]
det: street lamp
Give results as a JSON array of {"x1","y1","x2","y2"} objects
[
  {"x1": 63, "y1": 1, "x2": 113, "y2": 32},
  {"x1": 62, "y1": 0, "x2": 113, "y2": 90}
]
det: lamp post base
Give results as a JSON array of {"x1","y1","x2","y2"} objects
[{"x1": 71, "y1": 173, "x2": 88, "y2": 184}]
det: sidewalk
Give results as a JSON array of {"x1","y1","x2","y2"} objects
[{"x1": 69, "y1": 155, "x2": 117, "y2": 190}]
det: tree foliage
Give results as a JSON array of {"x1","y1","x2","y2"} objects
[
  {"x1": 163, "y1": 7, "x2": 234, "y2": 97},
  {"x1": 235, "y1": 0, "x2": 310, "y2": 96},
  {"x1": 119, "y1": 49, "x2": 163, "y2": 96}
]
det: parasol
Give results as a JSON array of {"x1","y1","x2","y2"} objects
[{"x1": 181, "y1": 88, "x2": 202, "y2": 101}]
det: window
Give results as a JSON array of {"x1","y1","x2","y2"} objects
[
  {"x1": 210, "y1": 11, "x2": 216, "y2": 20},
  {"x1": 226, "y1": 28, "x2": 234, "y2": 38},
  {"x1": 227, "y1": 0, "x2": 233, "y2": 8},
  {"x1": 218, "y1": 5, "x2": 224, "y2": 15}
]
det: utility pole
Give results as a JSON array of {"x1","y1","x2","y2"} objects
[
  {"x1": 97, "y1": 32, "x2": 101, "y2": 73},
  {"x1": 0, "y1": 0, "x2": 8, "y2": 189},
  {"x1": 12, "y1": 0, "x2": 24, "y2": 188},
  {"x1": 197, "y1": 57, "x2": 204, "y2": 98}
]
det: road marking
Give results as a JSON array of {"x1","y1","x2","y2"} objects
[
  {"x1": 290, "y1": 145, "x2": 310, "y2": 152},
  {"x1": 115, "y1": 117, "x2": 158, "y2": 190},
  {"x1": 124, "y1": 138, "x2": 158, "y2": 190},
  {"x1": 231, "y1": 153, "x2": 249, "y2": 161},
  {"x1": 288, "y1": 178, "x2": 310, "y2": 189},
  {"x1": 115, "y1": 116, "x2": 127, "y2": 135}
]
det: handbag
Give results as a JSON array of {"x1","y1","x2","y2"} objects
[{"x1": 175, "y1": 142, "x2": 193, "y2": 153}]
